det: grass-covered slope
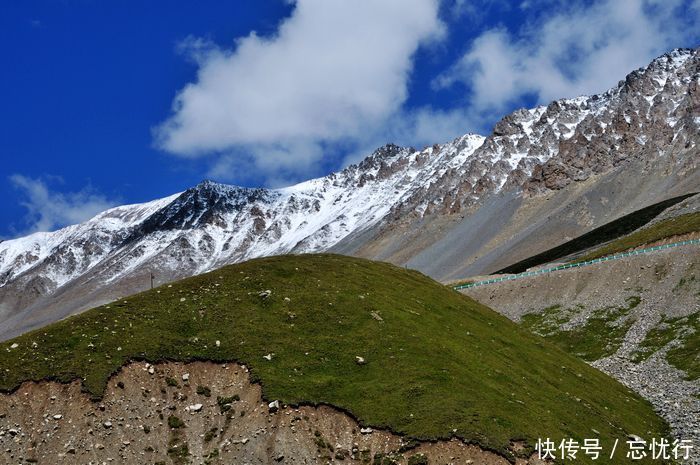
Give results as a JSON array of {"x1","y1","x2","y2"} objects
[
  {"x1": 0, "y1": 254, "x2": 668, "y2": 461},
  {"x1": 494, "y1": 193, "x2": 696, "y2": 274},
  {"x1": 576, "y1": 212, "x2": 700, "y2": 262}
]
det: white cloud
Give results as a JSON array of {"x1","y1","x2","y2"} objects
[
  {"x1": 155, "y1": 0, "x2": 697, "y2": 185},
  {"x1": 155, "y1": 0, "x2": 443, "y2": 182},
  {"x1": 9, "y1": 175, "x2": 119, "y2": 234},
  {"x1": 435, "y1": 0, "x2": 698, "y2": 115}
]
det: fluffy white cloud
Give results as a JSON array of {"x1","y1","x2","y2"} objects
[
  {"x1": 436, "y1": 0, "x2": 698, "y2": 114},
  {"x1": 9, "y1": 175, "x2": 119, "y2": 234},
  {"x1": 155, "y1": 0, "x2": 697, "y2": 185},
  {"x1": 155, "y1": 0, "x2": 443, "y2": 181}
]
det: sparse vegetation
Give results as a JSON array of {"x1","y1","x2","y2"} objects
[
  {"x1": 165, "y1": 377, "x2": 179, "y2": 387},
  {"x1": 167, "y1": 441, "x2": 189, "y2": 464},
  {"x1": 633, "y1": 313, "x2": 700, "y2": 380},
  {"x1": 196, "y1": 385, "x2": 211, "y2": 397},
  {"x1": 204, "y1": 427, "x2": 217, "y2": 442},
  {"x1": 168, "y1": 415, "x2": 185, "y2": 429},
  {"x1": 674, "y1": 273, "x2": 697, "y2": 292},
  {"x1": 374, "y1": 453, "x2": 402, "y2": 465},
  {"x1": 0, "y1": 254, "x2": 668, "y2": 461},
  {"x1": 407, "y1": 454, "x2": 429, "y2": 465},
  {"x1": 216, "y1": 394, "x2": 239, "y2": 412},
  {"x1": 521, "y1": 297, "x2": 640, "y2": 361}
]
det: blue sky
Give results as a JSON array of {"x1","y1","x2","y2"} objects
[{"x1": 1, "y1": 0, "x2": 698, "y2": 238}]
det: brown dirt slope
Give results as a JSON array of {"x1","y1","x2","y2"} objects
[{"x1": 0, "y1": 361, "x2": 544, "y2": 465}]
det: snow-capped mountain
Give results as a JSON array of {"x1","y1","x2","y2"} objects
[
  {"x1": 0, "y1": 134, "x2": 485, "y2": 293},
  {"x1": 0, "y1": 48, "x2": 698, "y2": 340}
]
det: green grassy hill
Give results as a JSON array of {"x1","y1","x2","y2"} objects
[{"x1": 0, "y1": 254, "x2": 668, "y2": 462}]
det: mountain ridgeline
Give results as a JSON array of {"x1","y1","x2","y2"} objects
[{"x1": 0, "y1": 47, "x2": 698, "y2": 340}]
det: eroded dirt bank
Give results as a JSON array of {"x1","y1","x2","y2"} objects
[{"x1": 0, "y1": 361, "x2": 542, "y2": 465}]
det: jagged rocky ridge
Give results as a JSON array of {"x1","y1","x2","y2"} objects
[
  {"x1": 0, "y1": 48, "x2": 698, "y2": 339},
  {"x1": 388, "y1": 47, "x2": 698, "y2": 220}
]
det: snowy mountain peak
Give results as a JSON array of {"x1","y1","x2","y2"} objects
[{"x1": 128, "y1": 180, "x2": 274, "y2": 238}]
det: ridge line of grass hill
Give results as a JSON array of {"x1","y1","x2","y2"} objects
[
  {"x1": 574, "y1": 212, "x2": 700, "y2": 263},
  {"x1": 493, "y1": 193, "x2": 697, "y2": 274},
  {"x1": 0, "y1": 254, "x2": 670, "y2": 463}
]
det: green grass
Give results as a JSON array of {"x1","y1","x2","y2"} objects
[
  {"x1": 494, "y1": 193, "x2": 696, "y2": 274},
  {"x1": 521, "y1": 297, "x2": 640, "y2": 362},
  {"x1": 0, "y1": 254, "x2": 668, "y2": 463},
  {"x1": 576, "y1": 212, "x2": 700, "y2": 262},
  {"x1": 633, "y1": 313, "x2": 700, "y2": 380},
  {"x1": 450, "y1": 279, "x2": 474, "y2": 288}
]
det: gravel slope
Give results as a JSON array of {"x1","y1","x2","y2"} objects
[{"x1": 463, "y1": 246, "x2": 700, "y2": 464}]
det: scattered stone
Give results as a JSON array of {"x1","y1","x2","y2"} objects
[
  {"x1": 9, "y1": 343, "x2": 18, "y2": 349},
  {"x1": 52, "y1": 414, "x2": 62, "y2": 420},
  {"x1": 188, "y1": 403, "x2": 203, "y2": 412},
  {"x1": 263, "y1": 353, "x2": 274, "y2": 361},
  {"x1": 355, "y1": 356, "x2": 366, "y2": 365},
  {"x1": 103, "y1": 421, "x2": 113, "y2": 429},
  {"x1": 215, "y1": 340, "x2": 221, "y2": 347},
  {"x1": 259, "y1": 290, "x2": 272, "y2": 299},
  {"x1": 360, "y1": 427, "x2": 373, "y2": 434},
  {"x1": 268, "y1": 400, "x2": 280, "y2": 413},
  {"x1": 182, "y1": 373, "x2": 190, "y2": 381}
]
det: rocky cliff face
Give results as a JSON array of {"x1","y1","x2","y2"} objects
[
  {"x1": 0, "y1": 48, "x2": 698, "y2": 340},
  {"x1": 387, "y1": 48, "x2": 699, "y2": 220}
]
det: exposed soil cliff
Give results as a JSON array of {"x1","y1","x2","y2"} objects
[{"x1": 0, "y1": 361, "x2": 543, "y2": 465}]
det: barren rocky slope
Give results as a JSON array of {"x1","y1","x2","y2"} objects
[
  {"x1": 462, "y1": 245, "x2": 700, "y2": 465},
  {"x1": 0, "y1": 48, "x2": 698, "y2": 340},
  {"x1": 343, "y1": 48, "x2": 699, "y2": 280}
]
